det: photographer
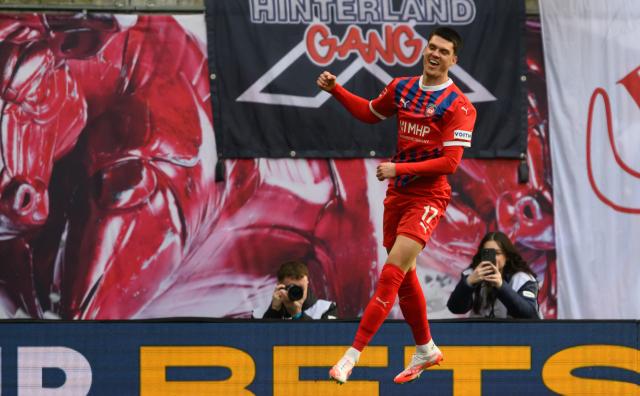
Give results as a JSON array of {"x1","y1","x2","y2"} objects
[
  {"x1": 447, "y1": 231, "x2": 541, "y2": 319},
  {"x1": 263, "y1": 261, "x2": 337, "y2": 320}
]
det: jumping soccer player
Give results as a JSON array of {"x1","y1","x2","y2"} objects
[{"x1": 317, "y1": 27, "x2": 477, "y2": 384}]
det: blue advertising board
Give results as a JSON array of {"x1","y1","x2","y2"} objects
[{"x1": 0, "y1": 320, "x2": 638, "y2": 395}]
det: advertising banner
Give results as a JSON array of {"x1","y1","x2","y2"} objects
[
  {"x1": 0, "y1": 321, "x2": 637, "y2": 395},
  {"x1": 205, "y1": 0, "x2": 526, "y2": 158},
  {"x1": 540, "y1": 0, "x2": 640, "y2": 319}
]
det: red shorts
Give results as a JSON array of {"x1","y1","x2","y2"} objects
[{"x1": 382, "y1": 188, "x2": 450, "y2": 250}]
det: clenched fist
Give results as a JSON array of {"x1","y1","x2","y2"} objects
[
  {"x1": 317, "y1": 71, "x2": 337, "y2": 92},
  {"x1": 376, "y1": 162, "x2": 397, "y2": 181}
]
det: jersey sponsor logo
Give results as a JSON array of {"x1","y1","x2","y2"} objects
[
  {"x1": 425, "y1": 103, "x2": 437, "y2": 117},
  {"x1": 400, "y1": 120, "x2": 431, "y2": 137},
  {"x1": 454, "y1": 130, "x2": 472, "y2": 141}
]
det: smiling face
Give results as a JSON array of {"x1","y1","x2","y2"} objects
[{"x1": 422, "y1": 34, "x2": 458, "y2": 85}]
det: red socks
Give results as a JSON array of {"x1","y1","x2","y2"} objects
[
  {"x1": 353, "y1": 264, "x2": 405, "y2": 351},
  {"x1": 398, "y1": 267, "x2": 431, "y2": 345}
]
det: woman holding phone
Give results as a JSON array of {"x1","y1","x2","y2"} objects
[{"x1": 447, "y1": 231, "x2": 541, "y2": 319}]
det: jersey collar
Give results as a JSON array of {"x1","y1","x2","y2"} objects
[{"x1": 419, "y1": 76, "x2": 453, "y2": 91}]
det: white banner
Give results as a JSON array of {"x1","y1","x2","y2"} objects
[{"x1": 541, "y1": 0, "x2": 640, "y2": 318}]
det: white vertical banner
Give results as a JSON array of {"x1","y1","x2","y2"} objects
[{"x1": 540, "y1": 0, "x2": 640, "y2": 318}]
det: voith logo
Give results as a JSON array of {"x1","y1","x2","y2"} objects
[
  {"x1": 454, "y1": 130, "x2": 472, "y2": 141},
  {"x1": 238, "y1": 0, "x2": 496, "y2": 108},
  {"x1": 586, "y1": 65, "x2": 640, "y2": 214}
]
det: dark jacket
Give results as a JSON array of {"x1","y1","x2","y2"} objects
[
  {"x1": 262, "y1": 288, "x2": 338, "y2": 320},
  {"x1": 447, "y1": 269, "x2": 541, "y2": 319}
]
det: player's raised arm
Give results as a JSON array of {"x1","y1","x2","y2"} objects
[
  {"x1": 316, "y1": 71, "x2": 337, "y2": 92},
  {"x1": 316, "y1": 70, "x2": 382, "y2": 124}
]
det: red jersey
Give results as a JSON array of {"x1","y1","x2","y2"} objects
[{"x1": 370, "y1": 76, "x2": 476, "y2": 196}]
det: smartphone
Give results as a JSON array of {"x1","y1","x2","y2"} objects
[{"x1": 480, "y1": 248, "x2": 497, "y2": 265}]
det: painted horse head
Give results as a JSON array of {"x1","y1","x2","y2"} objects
[
  {"x1": 0, "y1": 15, "x2": 87, "y2": 240},
  {"x1": 0, "y1": 14, "x2": 128, "y2": 240}
]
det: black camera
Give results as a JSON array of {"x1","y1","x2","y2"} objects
[
  {"x1": 480, "y1": 248, "x2": 497, "y2": 264},
  {"x1": 285, "y1": 284, "x2": 304, "y2": 301}
]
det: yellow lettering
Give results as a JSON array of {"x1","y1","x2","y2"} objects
[
  {"x1": 273, "y1": 346, "x2": 387, "y2": 396},
  {"x1": 140, "y1": 346, "x2": 255, "y2": 396},
  {"x1": 542, "y1": 345, "x2": 639, "y2": 395},
  {"x1": 408, "y1": 346, "x2": 531, "y2": 396}
]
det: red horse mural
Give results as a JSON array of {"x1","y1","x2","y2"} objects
[
  {"x1": 0, "y1": 14, "x2": 555, "y2": 319},
  {"x1": 0, "y1": 13, "x2": 380, "y2": 319},
  {"x1": 0, "y1": 14, "x2": 219, "y2": 318}
]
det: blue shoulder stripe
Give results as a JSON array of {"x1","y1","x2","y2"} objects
[
  {"x1": 413, "y1": 89, "x2": 428, "y2": 114},
  {"x1": 394, "y1": 78, "x2": 412, "y2": 106},
  {"x1": 434, "y1": 91, "x2": 459, "y2": 120},
  {"x1": 404, "y1": 77, "x2": 421, "y2": 103},
  {"x1": 427, "y1": 87, "x2": 446, "y2": 106}
]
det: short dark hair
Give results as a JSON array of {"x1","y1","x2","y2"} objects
[
  {"x1": 276, "y1": 260, "x2": 309, "y2": 282},
  {"x1": 428, "y1": 27, "x2": 463, "y2": 55}
]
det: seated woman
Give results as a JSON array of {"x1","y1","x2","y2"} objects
[{"x1": 447, "y1": 231, "x2": 541, "y2": 319}]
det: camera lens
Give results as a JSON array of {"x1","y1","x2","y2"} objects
[{"x1": 285, "y1": 284, "x2": 304, "y2": 301}]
